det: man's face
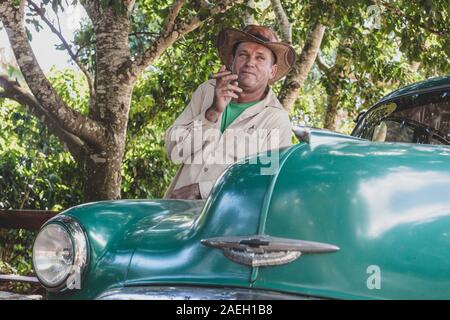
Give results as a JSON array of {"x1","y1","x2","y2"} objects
[{"x1": 231, "y1": 41, "x2": 278, "y2": 92}]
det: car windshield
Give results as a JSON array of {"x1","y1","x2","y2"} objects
[{"x1": 353, "y1": 88, "x2": 450, "y2": 145}]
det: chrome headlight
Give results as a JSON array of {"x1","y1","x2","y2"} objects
[{"x1": 32, "y1": 216, "x2": 88, "y2": 291}]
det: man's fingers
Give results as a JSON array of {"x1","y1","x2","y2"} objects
[
  {"x1": 211, "y1": 68, "x2": 241, "y2": 105},
  {"x1": 222, "y1": 91, "x2": 239, "y2": 99},
  {"x1": 226, "y1": 84, "x2": 243, "y2": 93},
  {"x1": 218, "y1": 84, "x2": 242, "y2": 96},
  {"x1": 172, "y1": 191, "x2": 187, "y2": 199},
  {"x1": 186, "y1": 194, "x2": 197, "y2": 200},
  {"x1": 216, "y1": 74, "x2": 238, "y2": 83},
  {"x1": 170, "y1": 183, "x2": 200, "y2": 199},
  {"x1": 170, "y1": 188, "x2": 184, "y2": 199}
]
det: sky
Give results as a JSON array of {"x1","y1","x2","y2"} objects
[{"x1": 0, "y1": 2, "x2": 86, "y2": 73}]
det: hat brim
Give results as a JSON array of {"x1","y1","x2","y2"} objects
[{"x1": 217, "y1": 28, "x2": 296, "y2": 84}]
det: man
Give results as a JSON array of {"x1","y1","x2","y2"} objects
[{"x1": 164, "y1": 25, "x2": 296, "y2": 199}]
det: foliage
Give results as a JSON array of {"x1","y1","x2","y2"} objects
[
  {"x1": 0, "y1": 95, "x2": 85, "y2": 210},
  {"x1": 0, "y1": 70, "x2": 86, "y2": 285},
  {"x1": 254, "y1": 0, "x2": 449, "y2": 131}
]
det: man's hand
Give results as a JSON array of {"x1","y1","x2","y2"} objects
[
  {"x1": 170, "y1": 183, "x2": 201, "y2": 200},
  {"x1": 206, "y1": 65, "x2": 243, "y2": 123}
]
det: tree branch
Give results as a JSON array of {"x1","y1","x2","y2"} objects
[
  {"x1": 129, "y1": 32, "x2": 159, "y2": 37},
  {"x1": 316, "y1": 51, "x2": 331, "y2": 73},
  {"x1": 0, "y1": 75, "x2": 87, "y2": 162},
  {"x1": 162, "y1": 0, "x2": 186, "y2": 37},
  {"x1": 270, "y1": 0, "x2": 292, "y2": 43},
  {"x1": 0, "y1": 0, "x2": 106, "y2": 149},
  {"x1": 119, "y1": 0, "x2": 244, "y2": 83},
  {"x1": 243, "y1": 0, "x2": 255, "y2": 25},
  {"x1": 26, "y1": 0, "x2": 94, "y2": 97},
  {"x1": 260, "y1": 4, "x2": 273, "y2": 21},
  {"x1": 73, "y1": 41, "x2": 96, "y2": 59}
]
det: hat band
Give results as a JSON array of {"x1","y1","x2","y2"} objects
[{"x1": 250, "y1": 32, "x2": 271, "y2": 42}]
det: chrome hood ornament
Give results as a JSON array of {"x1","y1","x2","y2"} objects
[{"x1": 201, "y1": 235, "x2": 340, "y2": 267}]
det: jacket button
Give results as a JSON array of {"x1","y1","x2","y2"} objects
[{"x1": 203, "y1": 167, "x2": 208, "y2": 172}]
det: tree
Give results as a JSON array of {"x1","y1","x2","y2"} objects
[{"x1": 0, "y1": 0, "x2": 244, "y2": 201}]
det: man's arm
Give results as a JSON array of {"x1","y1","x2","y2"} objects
[
  {"x1": 164, "y1": 81, "x2": 220, "y2": 164},
  {"x1": 165, "y1": 66, "x2": 243, "y2": 164}
]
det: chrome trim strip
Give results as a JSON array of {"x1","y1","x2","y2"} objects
[
  {"x1": 201, "y1": 235, "x2": 339, "y2": 267},
  {"x1": 223, "y1": 249, "x2": 301, "y2": 267},
  {"x1": 58, "y1": 216, "x2": 89, "y2": 278},
  {"x1": 96, "y1": 286, "x2": 314, "y2": 300}
]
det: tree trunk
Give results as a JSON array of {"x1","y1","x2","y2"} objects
[
  {"x1": 321, "y1": 39, "x2": 353, "y2": 132},
  {"x1": 82, "y1": 5, "x2": 133, "y2": 201},
  {"x1": 323, "y1": 85, "x2": 341, "y2": 131},
  {"x1": 83, "y1": 146, "x2": 124, "y2": 202},
  {"x1": 270, "y1": 0, "x2": 292, "y2": 43},
  {"x1": 83, "y1": 84, "x2": 133, "y2": 201},
  {"x1": 81, "y1": 82, "x2": 133, "y2": 201},
  {"x1": 243, "y1": 0, "x2": 255, "y2": 25},
  {"x1": 278, "y1": 22, "x2": 326, "y2": 112}
]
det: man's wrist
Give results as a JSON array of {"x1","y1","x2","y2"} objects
[{"x1": 205, "y1": 105, "x2": 221, "y2": 123}]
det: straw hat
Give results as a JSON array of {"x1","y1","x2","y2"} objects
[{"x1": 216, "y1": 25, "x2": 296, "y2": 83}]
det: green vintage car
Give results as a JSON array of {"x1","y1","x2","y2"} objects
[{"x1": 32, "y1": 75, "x2": 450, "y2": 300}]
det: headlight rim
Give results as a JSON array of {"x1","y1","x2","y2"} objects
[
  {"x1": 32, "y1": 215, "x2": 89, "y2": 292},
  {"x1": 32, "y1": 223, "x2": 74, "y2": 289}
]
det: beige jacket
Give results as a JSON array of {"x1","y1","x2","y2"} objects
[{"x1": 164, "y1": 79, "x2": 293, "y2": 199}]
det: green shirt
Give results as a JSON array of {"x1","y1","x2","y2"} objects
[{"x1": 220, "y1": 100, "x2": 260, "y2": 133}]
